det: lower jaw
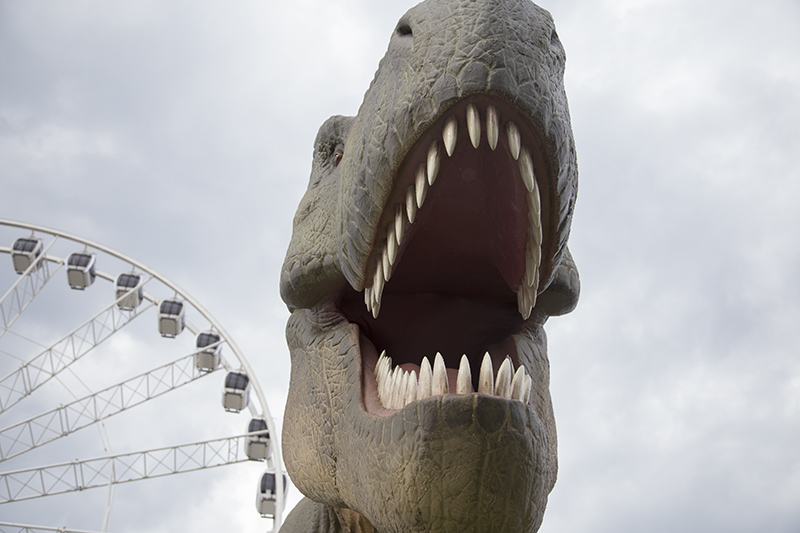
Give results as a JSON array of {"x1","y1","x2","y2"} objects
[
  {"x1": 340, "y1": 392, "x2": 554, "y2": 533},
  {"x1": 284, "y1": 308, "x2": 556, "y2": 531}
]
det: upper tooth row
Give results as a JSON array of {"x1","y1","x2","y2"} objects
[
  {"x1": 376, "y1": 351, "x2": 533, "y2": 411},
  {"x1": 364, "y1": 104, "x2": 544, "y2": 320}
]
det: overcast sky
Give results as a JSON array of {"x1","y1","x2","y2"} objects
[{"x1": 1, "y1": 0, "x2": 799, "y2": 531}]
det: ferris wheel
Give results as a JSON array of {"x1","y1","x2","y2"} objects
[{"x1": 0, "y1": 219, "x2": 286, "y2": 533}]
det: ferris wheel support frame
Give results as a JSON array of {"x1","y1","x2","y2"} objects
[{"x1": 0, "y1": 219, "x2": 285, "y2": 530}]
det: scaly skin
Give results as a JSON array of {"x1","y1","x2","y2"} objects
[{"x1": 280, "y1": 0, "x2": 580, "y2": 531}]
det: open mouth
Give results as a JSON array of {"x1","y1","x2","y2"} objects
[{"x1": 337, "y1": 95, "x2": 553, "y2": 416}]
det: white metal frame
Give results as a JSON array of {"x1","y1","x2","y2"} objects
[
  {"x1": 0, "y1": 433, "x2": 257, "y2": 503},
  {"x1": 0, "y1": 219, "x2": 284, "y2": 532}
]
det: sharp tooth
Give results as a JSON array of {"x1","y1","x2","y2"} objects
[
  {"x1": 390, "y1": 369, "x2": 401, "y2": 409},
  {"x1": 525, "y1": 185, "x2": 542, "y2": 289},
  {"x1": 528, "y1": 178, "x2": 542, "y2": 229},
  {"x1": 523, "y1": 374, "x2": 533, "y2": 404},
  {"x1": 405, "y1": 370, "x2": 417, "y2": 406},
  {"x1": 519, "y1": 146, "x2": 534, "y2": 193},
  {"x1": 525, "y1": 245, "x2": 541, "y2": 289},
  {"x1": 364, "y1": 287, "x2": 373, "y2": 312},
  {"x1": 373, "y1": 269, "x2": 384, "y2": 318},
  {"x1": 398, "y1": 371, "x2": 410, "y2": 409},
  {"x1": 478, "y1": 352, "x2": 494, "y2": 395},
  {"x1": 466, "y1": 104, "x2": 481, "y2": 148},
  {"x1": 415, "y1": 163, "x2": 428, "y2": 209},
  {"x1": 517, "y1": 283, "x2": 533, "y2": 320},
  {"x1": 377, "y1": 352, "x2": 389, "y2": 406},
  {"x1": 405, "y1": 186, "x2": 417, "y2": 223},
  {"x1": 395, "y1": 205, "x2": 405, "y2": 244},
  {"x1": 511, "y1": 366, "x2": 527, "y2": 402},
  {"x1": 457, "y1": 354, "x2": 473, "y2": 394},
  {"x1": 443, "y1": 116, "x2": 457, "y2": 157},
  {"x1": 386, "y1": 369, "x2": 398, "y2": 409},
  {"x1": 427, "y1": 140, "x2": 440, "y2": 185},
  {"x1": 382, "y1": 247, "x2": 391, "y2": 282},
  {"x1": 382, "y1": 357, "x2": 393, "y2": 405},
  {"x1": 495, "y1": 358, "x2": 513, "y2": 399},
  {"x1": 486, "y1": 105, "x2": 499, "y2": 150},
  {"x1": 387, "y1": 226, "x2": 398, "y2": 265},
  {"x1": 507, "y1": 121, "x2": 521, "y2": 160},
  {"x1": 418, "y1": 356, "x2": 433, "y2": 400},
  {"x1": 432, "y1": 352, "x2": 449, "y2": 396}
]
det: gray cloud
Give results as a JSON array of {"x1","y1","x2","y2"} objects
[{"x1": 1, "y1": 0, "x2": 798, "y2": 531}]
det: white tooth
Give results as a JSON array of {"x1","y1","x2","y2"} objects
[
  {"x1": 495, "y1": 358, "x2": 513, "y2": 399},
  {"x1": 395, "y1": 205, "x2": 405, "y2": 244},
  {"x1": 418, "y1": 356, "x2": 433, "y2": 400},
  {"x1": 365, "y1": 287, "x2": 373, "y2": 312},
  {"x1": 523, "y1": 374, "x2": 533, "y2": 404},
  {"x1": 433, "y1": 352, "x2": 449, "y2": 396},
  {"x1": 528, "y1": 179, "x2": 542, "y2": 228},
  {"x1": 386, "y1": 369, "x2": 397, "y2": 409},
  {"x1": 377, "y1": 352, "x2": 390, "y2": 407},
  {"x1": 397, "y1": 371, "x2": 410, "y2": 409},
  {"x1": 382, "y1": 247, "x2": 391, "y2": 282},
  {"x1": 511, "y1": 366, "x2": 527, "y2": 401},
  {"x1": 517, "y1": 284, "x2": 533, "y2": 320},
  {"x1": 415, "y1": 163, "x2": 428, "y2": 209},
  {"x1": 382, "y1": 359, "x2": 393, "y2": 405},
  {"x1": 457, "y1": 354, "x2": 473, "y2": 394},
  {"x1": 405, "y1": 186, "x2": 417, "y2": 223},
  {"x1": 525, "y1": 246, "x2": 540, "y2": 289},
  {"x1": 405, "y1": 371, "x2": 417, "y2": 405},
  {"x1": 443, "y1": 116, "x2": 457, "y2": 157},
  {"x1": 389, "y1": 369, "x2": 401, "y2": 409},
  {"x1": 466, "y1": 104, "x2": 481, "y2": 148},
  {"x1": 373, "y1": 269, "x2": 384, "y2": 318},
  {"x1": 526, "y1": 184, "x2": 542, "y2": 289},
  {"x1": 387, "y1": 226, "x2": 398, "y2": 265},
  {"x1": 507, "y1": 121, "x2": 521, "y2": 160},
  {"x1": 478, "y1": 352, "x2": 494, "y2": 395},
  {"x1": 486, "y1": 105, "x2": 499, "y2": 150},
  {"x1": 427, "y1": 140, "x2": 441, "y2": 185},
  {"x1": 519, "y1": 146, "x2": 534, "y2": 193}
]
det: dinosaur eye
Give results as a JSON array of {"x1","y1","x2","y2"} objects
[{"x1": 333, "y1": 151, "x2": 343, "y2": 167}]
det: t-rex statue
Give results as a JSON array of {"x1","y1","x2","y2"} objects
[{"x1": 278, "y1": 0, "x2": 580, "y2": 531}]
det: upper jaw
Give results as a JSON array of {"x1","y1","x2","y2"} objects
[{"x1": 360, "y1": 94, "x2": 553, "y2": 322}]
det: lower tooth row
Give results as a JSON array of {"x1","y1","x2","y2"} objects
[{"x1": 376, "y1": 351, "x2": 532, "y2": 410}]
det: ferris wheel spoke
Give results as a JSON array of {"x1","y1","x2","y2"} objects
[
  {"x1": 0, "y1": 352, "x2": 220, "y2": 462},
  {"x1": 0, "y1": 434, "x2": 258, "y2": 504},
  {"x1": 0, "y1": 521, "x2": 101, "y2": 533},
  {"x1": 0, "y1": 245, "x2": 63, "y2": 342},
  {"x1": 0, "y1": 293, "x2": 155, "y2": 416}
]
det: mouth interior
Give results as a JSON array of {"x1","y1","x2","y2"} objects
[{"x1": 337, "y1": 97, "x2": 548, "y2": 410}]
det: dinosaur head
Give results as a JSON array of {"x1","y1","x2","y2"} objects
[{"x1": 280, "y1": 0, "x2": 579, "y2": 531}]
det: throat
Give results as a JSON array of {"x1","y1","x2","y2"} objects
[{"x1": 339, "y1": 285, "x2": 521, "y2": 372}]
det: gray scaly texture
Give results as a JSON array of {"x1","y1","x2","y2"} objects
[{"x1": 279, "y1": 0, "x2": 581, "y2": 531}]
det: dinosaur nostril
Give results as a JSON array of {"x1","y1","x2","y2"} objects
[{"x1": 396, "y1": 22, "x2": 412, "y2": 37}]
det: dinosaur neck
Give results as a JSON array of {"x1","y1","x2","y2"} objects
[{"x1": 335, "y1": 508, "x2": 378, "y2": 533}]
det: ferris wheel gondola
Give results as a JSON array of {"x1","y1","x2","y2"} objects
[{"x1": 0, "y1": 219, "x2": 286, "y2": 533}]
